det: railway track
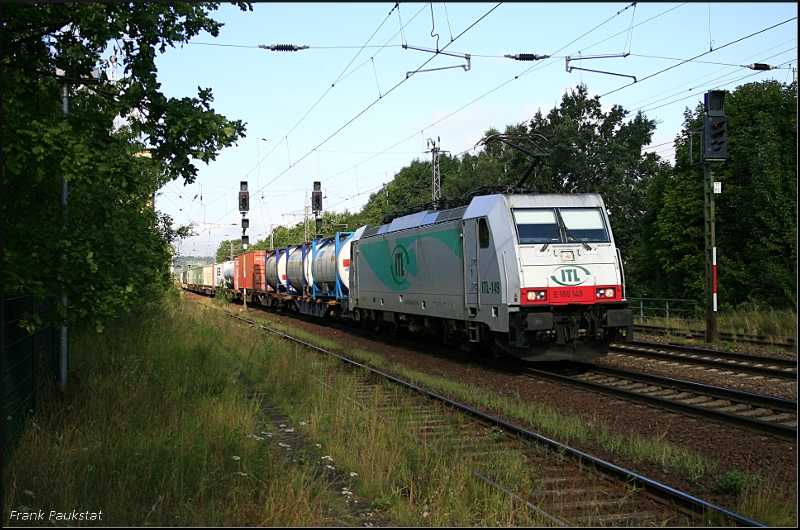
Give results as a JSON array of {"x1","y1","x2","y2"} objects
[
  {"x1": 634, "y1": 324, "x2": 796, "y2": 350},
  {"x1": 526, "y1": 363, "x2": 797, "y2": 440},
  {"x1": 226, "y1": 309, "x2": 766, "y2": 526},
  {"x1": 228, "y1": 301, "x2": 796, "y2": 441},
  {"x1": 609, "y1": 341, "x2": 798, "y2": 380}
]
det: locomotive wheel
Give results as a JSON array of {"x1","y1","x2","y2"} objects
[{"x1": 490, "y1": 341, "x2": 506, "y2": 360}]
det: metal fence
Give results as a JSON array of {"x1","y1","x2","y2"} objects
[
  {"x1": 3, "y1": 294, "x2": 58, "y2": 452},
  {"x1": 628, "y1": 297, "x2": 699, "y2": 320}
]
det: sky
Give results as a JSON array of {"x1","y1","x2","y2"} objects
[{"x1": 141, "y1": 2, "x2": 797, "y2": 257}]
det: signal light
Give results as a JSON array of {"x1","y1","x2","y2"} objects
[
  {"x1": 704, "y1": 114, "x2": 727, "y2": 161},
  {"x1": 239, "y1": 191, "x2": 250, "y2": 212},
  {"x1": 311, "y1": 190, "x2": 322, "y2": 212},
  {"x1": 239, "y1": 181, "x2": 249, "y2": 212}
]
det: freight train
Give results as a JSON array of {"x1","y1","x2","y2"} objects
[{"x1": 181, "y1": 187, "x2": 634, "y2": 362}]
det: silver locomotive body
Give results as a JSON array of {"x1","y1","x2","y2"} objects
[{"x1": 349, "y1": 192, "x2": 633, "y2": 361}]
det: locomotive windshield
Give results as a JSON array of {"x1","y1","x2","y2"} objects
[{"x1": 512, "y1": 207, "x2": 610, "y2": 244}]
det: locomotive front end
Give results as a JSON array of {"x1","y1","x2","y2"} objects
[{"x1": 501, "y1": 194, "x2": 633, "y2": 360}]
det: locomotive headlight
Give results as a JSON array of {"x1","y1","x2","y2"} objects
[
  {"x1": 561, "y1": 251, "x2": 575, "y2": 262},
  {"x1": 596, "y1": 288, "x2": 615, "y2": 298},
  {"x1": 526, "y1": 290, "x2": 547, "y2": 301},
  {"x1": 604, "y1": 288, "x2": 615, "y2": 298}
]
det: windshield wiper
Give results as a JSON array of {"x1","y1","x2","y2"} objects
[
  {"x1": 555, "y1": 210, "x2": 592, "y2": 251},
  {"x1": 539, "y1": 226, "x2": 561, "y2": 252},
  {"x1": 566, "y1": 229, "x2": 592, "y2": 251}
]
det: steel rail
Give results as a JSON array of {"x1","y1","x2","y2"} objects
[
  {"x1": 634, "y1": 324, "x2": 796, "y2": 349},
  {"x1": 528, "y1": 363, "x2": 796, "y2": 440},
  {"x1": 227, "y1": 310, "x2": 765, "y2": 527},
  {"x1": 611, "y1": 341, "x2": 797, "y2": 379}
]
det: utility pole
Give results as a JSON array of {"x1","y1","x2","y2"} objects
[
  {"x1": 426, "y1": 137, "x2": 448, "y2": 201},
  {"x1": 53, "y1": 66, "x2": 99, "y2": 392},
  {"x1": 701, "y1": 90, "x2": 727, "y2": 343}
]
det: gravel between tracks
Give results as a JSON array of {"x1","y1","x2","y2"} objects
[{"x1": 205, "y1": 297, "x2": 797, "y2": 518}]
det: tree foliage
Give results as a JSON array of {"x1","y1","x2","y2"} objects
[
  {"x1": 634, "y1": 80, "x2": 797, "y2": 309},
  {"x1": 3, "y1": 2, "x2": 250, "y2": 330}
]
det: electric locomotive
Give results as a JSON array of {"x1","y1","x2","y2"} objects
[{"x1": 348, "y1": 190, "x2": 633, "y2": 361}]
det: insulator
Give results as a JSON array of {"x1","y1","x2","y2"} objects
[
  {"x1": 747, "y1": 63, "x2": 775, "y2": 71},
  {"x1": 505, "y1": 53, "x2": 549, "y2": 61},
  {"x1": 259, "y1": 44, "x2": 310, "y2": 52}
]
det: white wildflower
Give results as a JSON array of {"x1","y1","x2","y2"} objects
[
  {"x1": 350, "y1": 472, "x2": 358, "y2": 477},
  {"x1": 315, "y1": 443, "x2": 322, "y2": 448},
  {"x1": 237, "y1": 472, "x2": 247, "y2": 476},
  {"x1": 298, "y1": 421, "x2": 307, "y2": 426},
  {"x1": 283, "y1": 428, "x2": 295, "y2": 433},
  {"x1": 232, "y1": 456, "x2": 241, "y2": 461},
  {"x1": 22, "y1": 490, "x2": 34, "y2": 497}
]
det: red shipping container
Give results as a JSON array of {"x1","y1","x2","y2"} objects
[{"x1": 236, "y1": 250, "x2": 266, "y2": 291}]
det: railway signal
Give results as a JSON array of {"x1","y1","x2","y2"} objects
[
  {"x1": 701, "y1": 89, "x2": 727, "y2": 343},
  {"x1": 311, "y1": 181, "x2": 322, "y2": 212},
  {"x1": 239, "y1": 181, "x2": 250, "y2": 213},
  {"x1": 703, "y1": 90, "x2": 727, "y2": 162},
  {"x1": 704, "y1": 115, "x2": 727, "y2": 161}
]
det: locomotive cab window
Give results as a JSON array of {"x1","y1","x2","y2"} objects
[
  {"x1": 512, "y1": 207, "x2": 609, "y2": 244},
  {"x1": 478, "y1": 218, "x2": 490, "y2": 248},
  {"x1": 512, "y1": 209, "x2": 560, "y2": 244},
  {"x1": 559, "y1": 208, "x2": 610, "y2": 242}
]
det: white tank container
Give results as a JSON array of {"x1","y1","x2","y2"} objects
[
  {"x1": 222, "y1": 260, "x2": 234, "y2": 288},
  {"x1": 286, "y1": 244, "x2": 306, "y2": 291},
  {"x1": 284, "y1": 246, "x2": 302, "y2": 293},
  {"x1": 312, "y1": 234, "x2": 354, "y2": 294},
  {"x1": 277, "y1": 248, "x2": 289, "y2": 290},
  {"x1": 265, "y1": 251, "x2": 278, "y2": 290}
]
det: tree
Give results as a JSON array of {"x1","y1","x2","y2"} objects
[
  {"x1": 3, "y1": 3, "x2": 250, "y2": 331},
  {"x1": 633, "y1": 80, "x2": 797, "y2": 308},
  {"x1": 444, "y1": 85, "x2": 662, "y2": 261},
  {"x1": 215, "y1": 239, "x2": 243, "y2": 263}
]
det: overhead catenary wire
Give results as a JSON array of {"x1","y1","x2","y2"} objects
[
  {"x1": 241, "y1": 3, "x2": 428, "y2": 182},
  {"x1": 180, "y1": 5, "x2": 794, "y2": 251},
  {"x1": 635, "y1": 47, "x2": 797, "y2": 113},
  {"x1": 627, "y1": 40, "x2": 797, "y2": 108},
  {"x1": 600, "y1": 16, "x2": 798, "y2": 97},
  {"x1": 223, "y1": 0, "x2": 647, "y2": 232},
  {"x1": 248, "y1": 3, "x2": 502, "y2": 201}
]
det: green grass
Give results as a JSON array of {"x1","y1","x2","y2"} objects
[
  {"x1": 7, "y1": 290, "x2": 793, "y2": 527},
  {"x1": 239, "y1": 307, "x2": 797, "y2": 526},
  {"x1": 635, "y1": 307, "x2": 797, "y2": 342},
  {"x1": 3, "y1": 290, "x2": 335, "y2": 527},
  {"x1": 234, "y1": 318, "x2": 553, "y2": 526}
]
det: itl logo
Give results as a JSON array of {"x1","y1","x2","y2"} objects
[
  {"x1": 391, "y1": 245, "x2": 409, "y2": 285},
  {"x1": 551, "y1": 265, "x2": 590, "y2": 286}
]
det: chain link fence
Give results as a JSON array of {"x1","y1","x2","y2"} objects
[{"x1": 3, "y1": 294, "x2": 58, "y2": 453}]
